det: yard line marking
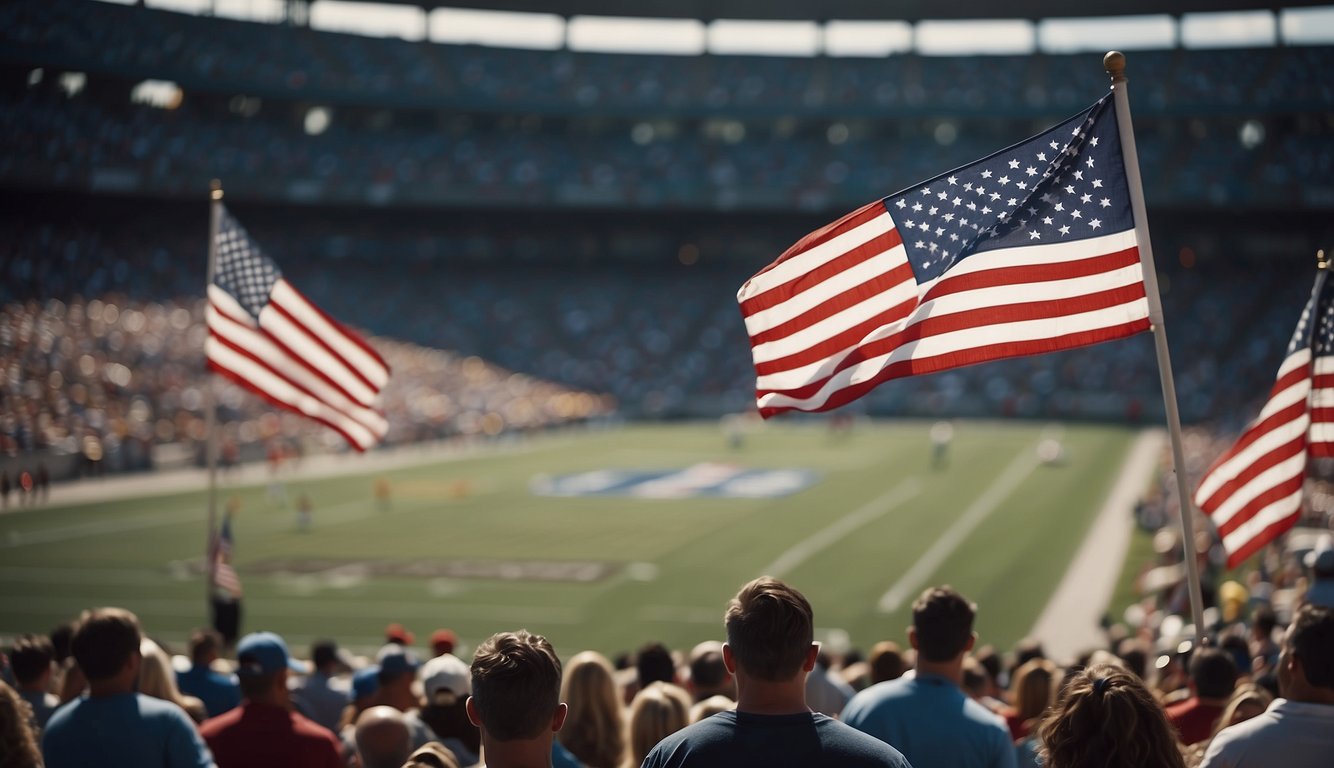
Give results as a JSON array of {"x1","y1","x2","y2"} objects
[
  {"x1": 877, "y1": 448, "x2": 1041, "y2": 613},
  {"x1": 760, "y1": 478, "x2": 922, "y2": 577},
  {"x1": 0, "y1": 565, "x2": 187, "y2": 586},
  {"x1": 1, "y1": 508, "x2": 196, "y2": 548}
]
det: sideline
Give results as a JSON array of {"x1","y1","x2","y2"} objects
[{"x1": 1027, "y1": 428, "x2": 1164, "y2": 660}]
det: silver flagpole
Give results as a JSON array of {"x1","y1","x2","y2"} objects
[
  {"x1": 204, "y1": 179, "x2": 223, "y2": 611},
  {"x1": 1105, "y1": 52, "x2": 1207, "y2": 644}
]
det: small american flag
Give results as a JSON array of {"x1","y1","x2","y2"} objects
[
  {"x1": 739, "y1": 95, "x2": 1150, "y2": 417},
  {"x1": 1195, "y1": 269, "x2": 1334, "y2": 567},
  {"x1": 210, "y1": 513, "x2": 243, "y2": 598},
  {"x1": 205, "y1": 206, "x2": 390, "y2": 450}
]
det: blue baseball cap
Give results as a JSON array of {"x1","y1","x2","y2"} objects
[
  {"x1": 236, "y1": 632, "x2": 307, "y2": 676},
  {"x1": 351, "y1": 665, "x2": 381, "y2": 701},
  {"x1": 376, "y1": 643, "x2": 421, "y2": 679}
]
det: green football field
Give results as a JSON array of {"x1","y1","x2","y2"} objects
[{"x1": 0, "y1": 421, "x2": 1138, "y2": 660}]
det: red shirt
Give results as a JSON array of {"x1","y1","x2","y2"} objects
[
  {"x1": 1164, "y1": 697, "x2": 1226, "y2": 746},
  {"x1": 201, "y1": 700, "x2": 342, "y2": 768}
]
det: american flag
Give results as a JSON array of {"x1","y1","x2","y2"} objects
[
  {"x1": 739, "y1": 95, "x2": 1150, "y2": 417},
  {"x1": 210, "y1": 513, "x2": 243, "y2": 598},
  {"x1": 205, "y1": 206, "x2": 390, "y2": 450},
  {"x1": 1195, "y1": 269, "x2": 1334, "y2": 568}
]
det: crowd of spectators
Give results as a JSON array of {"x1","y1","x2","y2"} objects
[
  {"x1": 0, "y1": 200, "x2": 1322, "y2": 475},
  {"x1": 1, "y1": 78, "x2": 1327, "y2": 213},
  {"x1": 3, "y1": 569, "x2": 1331, "y2": 767},
  {"x1": 4, "y1": 0, "x2": 1332, "y2": 117}
]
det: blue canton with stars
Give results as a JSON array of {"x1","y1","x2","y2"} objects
[
  {"x1": 214, "y1": 207, "x2": 282, "y2": 318},
  {"x1": 1286, "y1": 271, "x2": 1334, "y2": 358},
  {"x1": 882, "y1": 95, "x2": 1133, "y2": 284}
]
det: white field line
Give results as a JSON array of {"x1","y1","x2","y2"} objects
[
  {"x1": 877, "y1": 448, "x2": 1041, "y2": 613},
  {"x1": 1029, "y1": 428, "x2": 1165, "y2": 660},
  {"x1": 760, "y1": 478, "x2": 922, "y2": 577}
]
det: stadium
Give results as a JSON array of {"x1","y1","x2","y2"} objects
[{"x1": 2, "y1": 1, "x2": 1333, "y2": 767}]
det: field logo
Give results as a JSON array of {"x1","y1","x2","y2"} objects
[{"x1": 531, "y1": 462, "x2": 818, "y2": 499}]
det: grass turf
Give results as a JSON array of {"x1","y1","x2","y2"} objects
[{"x1": 0, "y1": 421, "x2": 1136, "y2": 659}]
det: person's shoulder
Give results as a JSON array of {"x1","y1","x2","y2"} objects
[
  {"x1": 844, "y1": 678, "x2": 911, "y2": 719},
  {"x1": 816, "y1": 715, "x2": 913, "y2": 765},
  {"x1": 199, "y1": 702, "x2": 244, "y2": 736},
  {"x1": 290, "y1": 709, "x2": 341, "y2": 744}
]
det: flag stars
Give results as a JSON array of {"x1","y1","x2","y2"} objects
[
  {"x1": 929, "y1": 206, "x2": 939, "y2": 215},
  {"x1": 1037, "y1": 152, "x2": 1047, "y2": 162},
  {"x1": 1016, "y1": 182, "x2": 1028, "y2": 190},
  {"x1": 1086, "y1": 156, "x2": 1096, "y2": 168},
  {"x1": 1100, "y1": 198, "x2": 1111, "y2": 208},
  {"x1": 943, "y1": 213, "x2": 956, "y2": 222},
  {"x1": 989, "y1": 192, "x2": 1001, "y2": 201},
  {"x1": 1092, "y1": 179, "x2": 1103, "y2": 188},
  {"x1": 1049, "y1": 140, "x2": 1061, "y2": 150},
  {"x1": 1089, "y1": 136, "x2": 1099, "y2": 147},
  {"x1": 1043, "y1": 216, "x2": 1054, "y2": 225},
  {"x1": 1059, "y1": 225, "x2": 1071, "y2": 235},
  {"x1": 949, "y1": 233, "x2": 960, "y2": 242},
  {"x1": 1070, "y1": 210, "x2": 1083, "y2": 219},
  {"x1": 1008, "y1": 159, "x2": 1020, "y2": 169},
  {"x1": 938, "y1": 191, "x2": 949, "y2": 201},
  {"x1": 999, "y1": 176, "x2": 1011, "y2": 186},
  {"x1": 912, "y1": 202, "x2": 923, "y2": 212},
  {"x1": 947, "y1": 175, "x2": 958, "y2": 185},
  {"x1": 1054, "y1": 202, "x2": 1065, "y2": 212},
  {"x1": 1074, "y1": 170, "x2": 1084, "y2": 180},
  {"x1": 936, "y1": 227, "x2": 946, "y2": 236},
  {"x1": 981, "y1": 170, "x2": 993, "y2": 179},
  {"x1": 1080, "y1": 193, "x2": 1093, "y2": 204},
  {"x1": 964, "y1": 182, "x2": 974, "y2": 192},
  {"x1": 1030, "y1": 231, "x2": 1042, "y2": 240},
  {"x1": 1025, "y1": 166, "x2": 1038, "y2": 176},
  {"x1": 952, "y1": 197, "x2": 962, "y2": 207},
  {"x1": 1064, "y1": 185, "x2": 1076, "y2": 194},
  {"x1": 920, "y1": 187, "x2": 931, "y2": 195},
  {"x1": 1007, "y1": 198, "x2": 1018, "y2": 207},
  {"x1": 1089, "y1": 218, "x2": 1102, "y2": 229},
  {"x1": 980, "y1": 206, "x2": 991, "y2": 215},
  {"x1": 895, "y1": 199, "x2": 907, "y2": 209}
]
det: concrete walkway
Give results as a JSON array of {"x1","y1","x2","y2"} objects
[{"x1": 1028, "y1": 428, "x2": 1164, "y2": 660}]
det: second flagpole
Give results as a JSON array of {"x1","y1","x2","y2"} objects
[{"x1": 1105, "y1": 51, "x2": 1207, "y2": 645}]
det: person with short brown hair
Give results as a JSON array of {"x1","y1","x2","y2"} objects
[
  {"x1": 843, "y1": 586, "x2": 1015, "y2": 768},
  {"x1": 467, "y1": 630, "x2": 567, "y2": 768},
  {"x1": 41, "y1": 607, "x2": 216, "y2": 768},
  {"x1": 641, "y1": 577, "x2": 911, "y2": 767}
]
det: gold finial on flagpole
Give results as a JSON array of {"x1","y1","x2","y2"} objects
[
  {"x1": 1318, "y1": 249, "x2": 1328, "y2": 270},
  {"x1": 1104, "y1": 51, "x2": 1126, "y2": 84},
  {"x1": 211, "y1": 178, "x2": 223, "y2": 201}
]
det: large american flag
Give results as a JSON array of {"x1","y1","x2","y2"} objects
[
  {"x1": 210, "y1": 513, "x2": 243, "y2": 598},
  {"x1": 1195, "y1": 269, "x2": 1334, "y2": 568},
  {"x1": 205, "y1": 206, "x2": 390, "y2": 451},
  {"x1": 739, "y1": 95, "x2": 1150, "y2": 417}
]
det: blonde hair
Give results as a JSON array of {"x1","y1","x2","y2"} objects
[
  {"x1": 625, "y1": 681, "x2": 691, "y2": 767},
  {"x1": 689, "y1": 695, "x2": 734, "y2": 723},
  {"x1": 138, "y1": 639, "x2": 207, "y2": 723},
  {"x1": 1213, "y1": 683, "x2": 1272, "y2": 736},
  {"x1": 1039, "y1": 664, "x2": 1185, "y2": 768},
  {"x1": 558, "y1": 651, "x2": 625, "y2": 768},
  {"x1": 0, "y1": 680, "x2": 42, "y2": 768}
]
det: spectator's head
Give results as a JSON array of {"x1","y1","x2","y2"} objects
[
  {"x1": 1252, "y1": 604, "x2": 1278, "y2": 639},
  {"x1": 355, "y1": 706, "x2": 413, "y2": 768},
  {"x1": 910, "y1": 586, "x2": 976, "y2": 664},
  {"x1": 1038, "y1": 664, "x2": 1186, "y2": 768},
  {"x1": 188, "y1": 628, "x2": 222, "y2": 667},
  {"x1": 1011, "y1": 658, "x2": 1058, "y2": 724},
  {"x1": 402, "y1": 742, "x2": 462, "y2": 768},
  {"x1": 431, "y1": 629, "x2": 458, "y2": 657},
  {"x1": 467, "y1": 630, "x2": 566, "y2": 743},
  {"x1": 8, "y1": 634, "x2": 55, "y2": 691},
  {"x1": 635, "y1": 642, "x2": 676, "y2": 688},
  {"x1": 0, "y1": 680, "x2": 42, "y2": 767},
  {"x1": 385, "y1": 623, "x2": 415, "y2": 647},
  {"x1": 311, "y1": 639, "x2": 341, "y2": 673},
  {"x1": 626, "y1": 681, "x2": 691, "y2": 766},
  {"x1": 1280, "y1": 604, "x2": 1334, "y2": 703},
  {"x1": 351, "y1": 665, "x2": 381, "y2": 706},
  {"x1": 1188, "y1": 647, "x2": 1239, "y2": 701},
  {"x1": 687, "y1": 641, "x2": 733, "y2": 701},
  {"x1": 1214, "y1": 683, "x2": 1272, "y2": 736},
  {"x1": 235, "y1": 631, "x2": 304, "y2": 704},
  {"x1": 48, "y1": 621, "x2": 76, "y2": 664},
  {"x1": 70, "y1": 607, "x2": 141, "y2": 684},
  {"x1": 418, "y1": 653, "x2": 481, "y2": 756},
  {"x1": 376, "y1": 644, "x2": 422, "y2": 709},
  {"x1": 689, "y1": 694, "x2": 734, "y2": 722},
  {"x1": 868, "y1": 640, "x2": 906, "y2": 684},
  {"x1": 558, "y1": 650, "x2": 624, "y2": 768},
  {"x1": 138, "y1": 638, "x2": 190, "y2": 709},
  {"x1": 724, "y1": 576, "x2": 815, "y2": 682}
]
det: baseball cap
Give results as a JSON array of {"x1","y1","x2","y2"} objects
[
  {"x1": 351, "y1": 665, "x2": 381, "y2": 701},
  {"x1": 236, "y1": 632, "x2": 307, "y2": 676},
  {"x1": 1305, "y1": 545, "x2": 1334, "y2": 577},
  {"x1": 420, "y1": 653, "x2": 471, "y2": 706},
  {"x1": 376, "y1": 643, "x2": 421, "y2": 678},
  {"x1": 385, "y1": 623, "x2": 416, "y2": 646},
  {"x1": 430, "y1": 628, "x2": 458, "y2": 654}
]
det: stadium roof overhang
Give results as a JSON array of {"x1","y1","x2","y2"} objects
[{"x1": 369, "y1": 0, "x2": 1323, "y2": 21}]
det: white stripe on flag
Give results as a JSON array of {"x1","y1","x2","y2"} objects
[{"x1": 271, "y1": 280, "x2": 389, "y2": 389}]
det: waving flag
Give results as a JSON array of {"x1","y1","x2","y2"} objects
[
  {"x1": 1195, "y1": 269, "x2": 1334, "y2": 567},
  {"x1": 205, "y1": 206, "x2": 390, "y2": 450},
  {"x1": 210, "y1": 513, "x2": 242, "y2": 598},
  {"x1": 739, "y1": 95, "x2": 1150, "y2": 417}
]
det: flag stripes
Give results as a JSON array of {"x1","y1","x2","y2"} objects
[{"x1": 205, "y1": 206, "x2": 389, "y2": 451}]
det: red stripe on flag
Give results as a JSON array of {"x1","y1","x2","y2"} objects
[
  {"x1": 746, "y1": 202, "x2": 889, "y2": 282},
  {"x1": 206, "y1": 359, "x2": 367, "y2": 451}
]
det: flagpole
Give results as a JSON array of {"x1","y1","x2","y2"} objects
[
  {"x1": 1105, "y1": 51, "x2": 1207, "y2": 645},
  {"x1": 205, "y1": 179, "x2": 223, "y2": 610}
]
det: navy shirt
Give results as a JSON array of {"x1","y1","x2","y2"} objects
[{"x1": 641, "y1": 710, "x2": 913, "y2": 768}]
